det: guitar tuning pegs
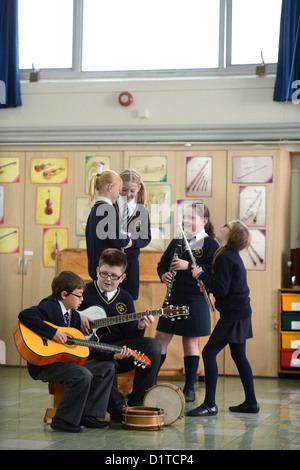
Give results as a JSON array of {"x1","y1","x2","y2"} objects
[
  {"x1": 134, "y1": 360, "x2": 137, "y2": 365},
  {"x1": 141, "y1": 365, "x2": 146, "y2": 369}
]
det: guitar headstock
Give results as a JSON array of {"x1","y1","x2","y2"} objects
[
  {"x1": 162, "y1": 305, "x2": 190, "y2": 320},
  {"x1": 131, "y1": 350, "x2": 151, "y2": 368}
]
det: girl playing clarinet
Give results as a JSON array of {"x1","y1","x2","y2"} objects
[{"x1": 155, "y1": 202, "x2": 219, "y2": 402}]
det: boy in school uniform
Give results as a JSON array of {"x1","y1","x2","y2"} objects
[
  {"x1": 79, "y1": 248, "x2": 162, "y2": 406},
  {"x1": 18, "y1": 270, "x2": 126, "y2": 432}
]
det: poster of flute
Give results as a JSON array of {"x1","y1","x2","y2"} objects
[
  {"x1": 36, "y1": 186, "x2": 61, "y2": 225},
  {"x1": 185, "y1": 156, "x2": 212, "y2": 197},
  {"x1": 30, "y1": 158, "x2": 68, "y2": 184},
  {"x1": 240, "y1": 229, "x2": 266, "y2": 271},
  {"x1": 232, "y1": 156, "x2": 273, "y2": 184},
  {"x1": 0, "y1": 157, "x2": 20, "y2": 183},
  {"x1": 0, "y1": 228, "x2": 19, "y2": 253},
  {"x1": 239, "y1": 186, "x2": 266, "y2": 227},
  {"x1": 43, "y1": 228, "x2": 68, "y2": 267}
]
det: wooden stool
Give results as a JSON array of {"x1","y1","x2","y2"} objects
[
  {"x1": 43, "y1": 371, "x2": 135, "y2": 422},
  {"x1": 117, "y1": 370, "x2": 135, "y2": 394},
  {"x1": 44, "y1": 383, "x2": 65, "y2": 423}
]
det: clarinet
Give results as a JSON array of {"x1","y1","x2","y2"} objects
[
  {"x1": 178, "y1": 224, "x2": 215, "y2": 312},
  {"x1": 162, "y1": 240, "x2": 182, "y2": 308}
]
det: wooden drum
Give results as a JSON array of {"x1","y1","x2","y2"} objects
[
  {"x1": 122, "y1": 406, "x2": 164, "y2": 431},
  {"x1": 143, "y1": 383, "x2": 185, "y2": 425}
]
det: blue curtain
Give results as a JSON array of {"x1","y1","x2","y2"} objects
[
  {"x1": 274, "y1": 0, "x2": 300, "y2": 101},
  {"x1": 0, "y1": 0, "x2": 21, "y2": 108}
]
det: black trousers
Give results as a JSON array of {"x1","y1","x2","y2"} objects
[
  {"x1": 38, "y1": 359, "x2": 124, "y2": 425},
  {"x1": 113, "y1": 336, "x2": 162, "y2": 406}
]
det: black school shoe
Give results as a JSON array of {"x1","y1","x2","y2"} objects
[
  {"x1": 51, "y1": 416, "x2": 84, "y2": 433},
  {"x1": 229, "y1": 402, "x2": 260, "y2": 413},
  {"x1": 187, "y1": 404, "x2": 218, "y2": 417},
  {"x1": 80, "y1": 416, "x2": 110, "y2": 428}
]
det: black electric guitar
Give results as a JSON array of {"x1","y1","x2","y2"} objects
[{"x1": 79, "y1": 305, "x2": 189, "y2": 340}]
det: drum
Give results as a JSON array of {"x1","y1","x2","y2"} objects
[
  {"x1": 143, "y1": 383, "x2": 185, "y2": 425},
  {"x1": 122, "y1": 406, "x2": 164, "y2": 431}
]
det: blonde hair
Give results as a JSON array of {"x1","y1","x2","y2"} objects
[
  {"x1": 88, "y1": 170, "x2": 122, "y2": 203},
  {"x1": 120, "y1": 169, "x2": 147, "y2": 205},
  {"x1": 212, "y1": 219, "x2": 251, "y2": 270}
]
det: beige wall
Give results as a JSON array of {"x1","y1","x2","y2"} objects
[{"x1": 0, "y1": 76, "x2": 299, "y2": 130}]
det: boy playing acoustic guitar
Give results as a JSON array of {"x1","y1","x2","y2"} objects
[
  {"x1": 17, "y1": 270, "x2": 127, "y2": 432},
  {"x1": 79, "y1": 248, "x2": 162, "y2": 407}
]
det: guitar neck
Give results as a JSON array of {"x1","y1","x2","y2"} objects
[
  {"x1": 92, "y1": 308, "x2": 163, "y2": 329},
  {"x1": 70, "y1": 337, "x2": 122, "y2": 354}
]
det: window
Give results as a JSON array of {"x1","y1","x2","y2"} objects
[
  {"x1": 18, "y1": 0, "x2": 282, "y2": 77},
  {"x1": 18, "y1": 0, "x2": 73, "y2": 69},
  {"x1": 230, "y1": 0, "x2": 282, "y2": 65},
  {"x1": 82, "y1": 0, "x2": 220, "y2": 72}
]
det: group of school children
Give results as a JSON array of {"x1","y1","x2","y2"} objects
[{"x1": 18, "y1": 168, "x2": 259, "y2": 433}]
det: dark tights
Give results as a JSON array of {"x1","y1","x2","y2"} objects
[{"x1": 202, "y1": 337, "x2": 257, "y2": 408}]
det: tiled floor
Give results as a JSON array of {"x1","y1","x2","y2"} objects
[{"x1": 0, "y1": 365, "x2": 299, "y2": 451}]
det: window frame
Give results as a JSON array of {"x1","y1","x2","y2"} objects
[{"x1": 19, "y1": 0, "x2": 279, "y2": 81}]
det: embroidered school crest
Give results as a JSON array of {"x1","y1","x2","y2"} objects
[
  {"x1": 194, "y1": 248, "x2": 203, "y2": 258},
  {"x1": 134, "y1": 220, "x2": 141, "y2": 232},
  {"x1": 116, "y1": 303, "x2": 127, "y2": 315}
]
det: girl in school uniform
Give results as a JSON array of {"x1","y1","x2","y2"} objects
[
  {"x1": 155, "y1": 203, "x2": 219, "y2": 402},
  {"x1": 85, "y1": 170, "x2": 131, "y2": 281},
  {"x1": 187, "y1": 220, "x2": 259, "y2": 416},
  {"x1": 115, "y1": 169, "x2": 151, "y2": 300}
]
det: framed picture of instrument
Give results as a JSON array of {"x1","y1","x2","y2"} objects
[
  {"x1": 43, "y1": 227, "x2": 68, "y2": 267},
  {"x1": 128, "y1": 155, "x2": 168, "y2": 182},
  {"x1": 0, "y1": 157, "x2": 20, "y2": 183},
  {"x1": 30, "y1": 158, "x2": 68, "y2": 184},
  {"x1": 185, "y1": 156, "x2": 212, "y2": 197},
  {"x1": 232, "y1": 156, "x2": 273, "y2": 184},
  {"x1": 35, "y1": 186, "x2": 61, "y2": 225},
  {"x1": 0, "y1": 227, "x2": 19, "y2": 253},
  {"x1": 239, "y1": 185, "x2": 266, "y2": 227},
  {"x1": 85, "y1": 156, "x2": 111, "y2": 194},
  {"x1": 240, "y1": 229, "x2": 266, "y2": 271},
  {"x1": 75, "y1": 197, "x2": 91, "y2": 236},
  {"x1": 146, "y1": 184, "x2": 172, "y2": 224}
]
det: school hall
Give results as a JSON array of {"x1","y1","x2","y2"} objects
[{"x1": 0, "y1": 0, "x2": 299, "y2": 452}]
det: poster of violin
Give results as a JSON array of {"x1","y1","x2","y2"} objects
[
  {"x1": 30, "y1": 158, "x2": 68, "y2": 184},
  {"x1": 43, "y1": 228, "x2": 68, "y2": 267},
  {"x1": 0, "y1": 157, "x2": 20, "y2": 183},
  {"x1": 36, "y1": 186, "x2": 61, "y2": 225}
]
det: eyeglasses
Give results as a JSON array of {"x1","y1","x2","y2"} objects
[
  {"x1": 70, "y1": 293, "x2": 84, "y2": 299},
  {"x1": 223, "y1": 224, "x2": 232, "y2": 231},
  {"x1": 98, "y1": 271, "x2": 124, "y2": 280}
]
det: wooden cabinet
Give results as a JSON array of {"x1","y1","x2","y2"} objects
[{"x1": 278, "y1": 288, "x2": 300, "y2": 375}]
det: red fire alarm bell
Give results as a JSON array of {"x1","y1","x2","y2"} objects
[{"x1": 119, "y1": 92, "x2": 133, "y2": 106}]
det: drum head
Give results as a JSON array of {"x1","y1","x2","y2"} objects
[{"x1": 143, "y1": 383, "x2": 185, "y2": 425}]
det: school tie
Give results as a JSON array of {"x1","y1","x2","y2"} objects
[
  {"x1": 187, "y1": 236, "x2": 196, "y2": 244},
  {"x1": 64, "y1": 312, "x2": 70, "y2": 326},
  {"x1": 102, "y1": 291, "x2": 108, "y2": 301},
  {"x1": 122, "y1": 203, "x2": 129, "y2": 228}
]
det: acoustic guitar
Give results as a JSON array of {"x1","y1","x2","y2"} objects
[
  {"x1": 13, "y1": 321, "x2": 151, "y2": 368},
  {"x1": 79, "y1": 305, "x2": 190, "y2": 340}
]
